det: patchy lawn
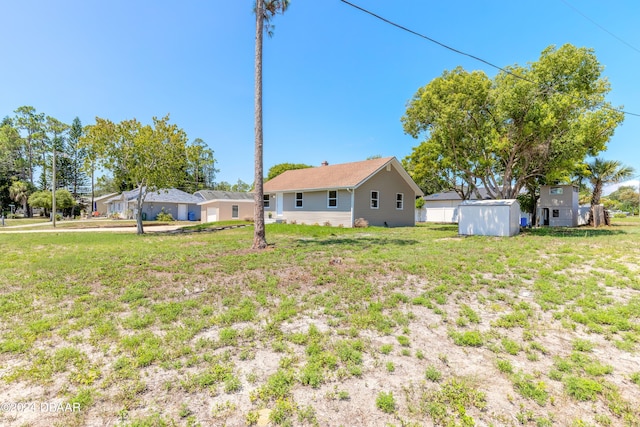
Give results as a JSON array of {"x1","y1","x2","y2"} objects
[{"x1": 0, "y1": 220, "x2": 639, "y2": 426}]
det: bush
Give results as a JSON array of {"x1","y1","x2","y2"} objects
[
  {"x1": 376, "y1": 391, "x2": 396, "y2": 413},
  {"x1": 155, "y1": 208, "x2": 174, "y2": 221},
  {"x1": 354, "y1": 218, "x2": 369, "y2": 228}
]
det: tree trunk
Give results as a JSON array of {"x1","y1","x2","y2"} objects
[
  {"x1": 136, "y1": 185, "x2": 145, "y2": 235},
  {"x1": 252, "y1": 0, "x2": 267, "y2": 250}
]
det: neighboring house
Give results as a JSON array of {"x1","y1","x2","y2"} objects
[
  {"x1": 195, "y1": 190, "x2": 254, "y2": 223},
  {"x1": 92, "y1": 193, "x2": 118, "y2": 216},
  {"x1": 420, "y1": 189, "x2": 492, "y2": 223},
  {"x1": 537, "y1": 184, "x2": 579, "y2": 227},
  {"x1": 263, "y1": 157, "x2": 423, "y2": 227},
  {"x1": 106, "y1": 188, "x2": 202, "y2": 221}
]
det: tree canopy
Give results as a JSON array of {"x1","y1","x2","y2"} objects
[
  {"x1": 402, "y1": 44, "x2": 625, "y2": 200},
  {"x1": 266, "y1": 162, "x2": 312, "y2": 181},
  {"x1": 81, "y1": 115, "x2": 191, "y2": 234}
]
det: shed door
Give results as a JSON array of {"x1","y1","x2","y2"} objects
[
  {"x1": 206, "y1": 207, "x2": 218, "y2": 222},
  {"x1": 177, "y1": 204, "x2": 188, "y2": 221}
]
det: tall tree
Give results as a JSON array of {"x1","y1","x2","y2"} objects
[
  {"x1": 66, "y1": 117, "x2": 88, "y2": 214},
  {"x1": 185, "y1": 138, "x2": 218, "y2": 192},
  {"x1": 81, "y1": 115, "x2": 190, "y2": 234},
  {"x1": 584, "y1": 158, "x2": 634, "y2": 225},
  {"x1": 253, "y1": 0, "x2": 290, "y2": 249},
  {"x1": 403, "y1": 44, "x2": 624, "y2": 202},
  {"x1": 13, "y1": 106, "x2": 45, "y2": 186},
  {"x1": 0, "y1": 119, "x2": 23, "y2": 213}
]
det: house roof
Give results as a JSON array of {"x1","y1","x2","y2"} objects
[
  {"x1": 195, "y1": 190, "x2": 254, "y2": 201},
  {"x1": 93, "y1": 192, "x2": 118, "y2": 202},
  {"x1": 263, "y1": 157, "x2": 423, "y2": 195},
  {"x1": 106, "y1": 188, "x2": 202, "y2": 204}
]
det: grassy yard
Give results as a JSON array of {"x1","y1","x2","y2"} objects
[{"x1": 0, "y1": 220, "x2": 639, "y2": 426}]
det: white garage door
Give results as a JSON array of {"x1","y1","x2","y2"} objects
[{"x1": 206, "y1": 207, "x2": 218, "y2": 223}]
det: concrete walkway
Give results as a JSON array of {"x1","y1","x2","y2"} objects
[{"x1": 0, "y1": 222, "x2": 184, "y2": 234}]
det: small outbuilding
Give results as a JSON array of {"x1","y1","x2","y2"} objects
[
  {"x1": 537, "y1": 185, "x2": 579, "y2": 227},
  {"x1": 458, "y1": 199, "x2": 521, "y2": 237}
]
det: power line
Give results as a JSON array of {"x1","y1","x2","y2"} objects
[
  {"x1": 339, "y1": 0, "x2": 640, "y2": 118},
  {"x1": 559, "y1": 0, "x2": 640, "y2": 55}
]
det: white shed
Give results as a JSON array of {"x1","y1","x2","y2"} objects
[{"x1": 458, "y1": 199, "x2": 521, "y2": 237}]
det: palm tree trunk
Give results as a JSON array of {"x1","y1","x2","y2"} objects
[{"x1": 253, "y1": 0, "x2": 267, "y2": 249}]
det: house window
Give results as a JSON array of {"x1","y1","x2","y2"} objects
[
  {"x1": 328, "y1": 190, "x2": 337, "y2": 208},
  {"x1": 295, "y1": 192, "x2": 303, "y2": 208},
  {"x1": 396, "y1": 193, "x2": 404, "y2": 210},
  {"x1": 550, "y1": 187, "x2": 563, "y2": 195},
  {"x1": 232, "y1": 205, "x2": 239, "y2": 218},
  {"x1": 552, "y1": 209, "x2": 559, "y2": 218},
  {"x1": 370, "y1": 191, "x2": 379, "y2": 209},
  {"x1": 263, "y1": 194, "x2": 270, "y2": 208}
]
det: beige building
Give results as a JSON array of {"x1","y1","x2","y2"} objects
[
  {"x1": 196, "y1": 191, "x2": 255, "y2": 223},
  {"x1": 263, "y1": 157, "x2": 423, "y2": 227}
]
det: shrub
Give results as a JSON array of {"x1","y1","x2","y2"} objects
[
  {"x1": 376, "y1": 391, "x2": 396, "y2": 413},
  {"x1": 155, "y1": 208, "x2": 174, "y2": 221},
  {"x1": 354, "y1": 218, "x2": 369, "y2": 228}
]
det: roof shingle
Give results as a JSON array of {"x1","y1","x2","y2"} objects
[{"x1": 264, "y1": 157, "x2": 395, "y2": 192}]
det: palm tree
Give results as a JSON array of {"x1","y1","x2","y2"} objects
[
  {"x1": 585, "y1": 158, "x2": 635, "y2": 225},
  {"x1": 9, "y1": 180, "x2": 31, "y2": 216},
  {"x1": 253, "y1": 0, "x2": 290, "y2": 249}
]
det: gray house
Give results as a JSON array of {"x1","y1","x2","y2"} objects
[
  {"x1": 537, "y1": 184, "x2": 579, "y2": 227},
  {"x1": 195, "y1": 190, "x2": 255, "y2": 223},
  {"x1": 106, "y1": 188, "x2": 202, "y2": 221},
  {"x1": 263, "y1": 157, "x2": 423, "y2": 227}
]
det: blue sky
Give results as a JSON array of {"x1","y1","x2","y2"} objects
[{"x1": 1, "y1": 0, "x2": 639, "y2": 189}]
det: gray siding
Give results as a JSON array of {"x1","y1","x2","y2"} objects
[
  {"x1": 277, "y1": 190, "x2": 352, "y2": 226},
  {"x1": 353, "y1": 164, "x2": 415, "y2": 227},
  {"x1": 139, "y1": 202, "x2": 200, "y2": 221}
]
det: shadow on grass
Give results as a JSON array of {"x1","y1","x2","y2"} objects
[
  {"x1": 523, "y1": 227, "x2": 626, "y2": 238},
  {"x1": 295, "y1": 236, "x2": 420, "y2": 247}
]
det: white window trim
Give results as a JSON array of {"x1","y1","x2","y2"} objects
[
  {"x1": 396, "y1": 193, "x2": 404, "y2": 210},
  {"x1": 295, "y1": 192, "x2": 303, "y2": 208},
  {"x1": 327, "y1": 190, "x2": 338, "y2": 208},
  {"x1": 370, "y1": 190, "x2": 379, "y2": 209},
  {"x1": 263, "y1": 194, "x2": 270, "y2": 208}
]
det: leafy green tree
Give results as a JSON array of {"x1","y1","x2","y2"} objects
[
  {"x1": 584, "y1": 158, "x2": 634, "y2": 224},
  {"x1": 253, "y1": 0, "x2": 290, "y2": 249},
  {"x1": 403, "y1": 44, "x2": 624, "y2": 202},
  {"x1": 266, "y1": 162, "x2": 312, "y2": 181},
  {"x1": 43, "y1": 116, "x2": 70, "y2": 191},
  {"x1": 605, "y1": 185, "x2": 639, "y2": 215},
  {"x1": 27, "y1": 189, "x2": 75, "y2": 217},
  {"x1": 81, "y1": 115, "x2": 190, "y2": 234},
  {"x1": 28, "y1": 190, "x2": 52, "y2": 215}
]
